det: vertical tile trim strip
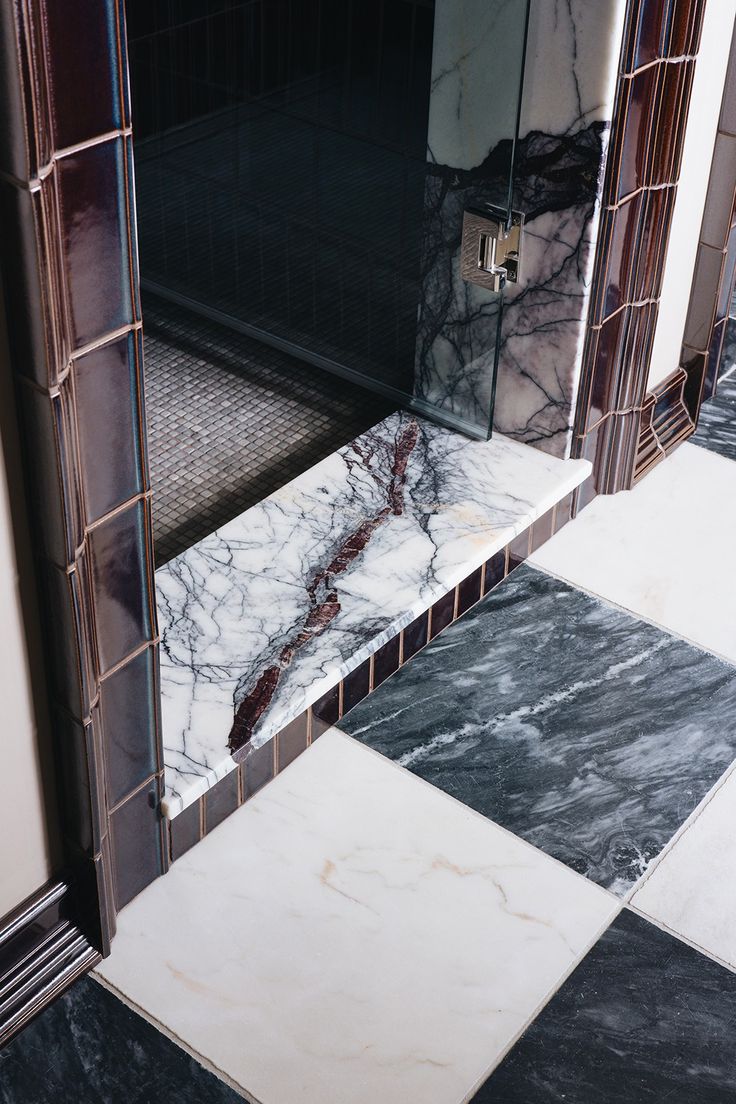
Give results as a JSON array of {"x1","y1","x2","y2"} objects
[
  {"x1": 572, "y1": 0, "x2": 709, "y2": 498},
  {"x1": 0, "y1": 0, "x2": 164, "y2": 953}
]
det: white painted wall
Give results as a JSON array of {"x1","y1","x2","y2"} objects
[
  {"x1": 648, "y1": 0, "x2": 736, "y2": 387},
  {"x1": 0, "y1": 307, "x2": 59, "y2": 919}
]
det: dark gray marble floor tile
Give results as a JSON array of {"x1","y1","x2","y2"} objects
[
  {"x1": 339, "y1": 564, "x2": 736, "y2": 893},
  {"x1": 473, "y1": 909, "x2": 736, "y2": 1104},
  {"x1": 692, "y1": 370, "x2": 736, "y2": 461},
  {"x1": 0, "y1": 975, "x2": 242, "y2": 1104}
]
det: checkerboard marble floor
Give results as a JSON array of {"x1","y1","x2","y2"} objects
[{"x1": 5, "y1": 391, "x2": 736, "y2": 1103}]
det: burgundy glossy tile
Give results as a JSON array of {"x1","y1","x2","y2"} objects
[
  {"x1": 683, "y1": 242, "x2": 726, "y2": 350},
  {"x1": 0, "y1": 182, "x2": 61, "y2": 388},
  {"x1": 204, "y1": 770, "x2": 239, "y2": 833},
  {"x1": 17, "y1": 385, "x2": 70, "y2": 566},
  {"x1": 169, "y1": 799, "x2": 201, "y2": 863},
  {"x1": 401, "y1": 610, "x2": 429, "y2": 660},
  {"x1": 88, "y1": 499, "x2": 153, "y2": 674},
  {"x1": 616, "y1": 67, "x2": 658, "y2": 200},
  {"x1": 508, "y1": 527, "x2": 530, "y2": 570},
  {"x1": 311, "y1": 685, "x2": 340, "y2": 737},
  {"x1": 483, "y1": 549, "x2": 507, "y2": 594},
  {"x1": 717, "y1": 225, "x2": 736, "y2": 320},
  {"x1": 530, "y1": 508, "x2": 554, "y2": 553},
  {"x1": 429, "y1": 589, "x2": 456, "y2": 640},
  {"x1": 110, "y1": 779, "x2": 165, "y2": 910},
  {"x1": 587, "y1": 311, "x2": 625, "y2": 428},
  {"x1": 593, "y1": 194, "x2": 641, "y2": 322},
  {"x1": 682, "y1": 346, "x2": 708, "y2": 415},
  {"x1": 99, "y1": 646, "x2": 159, "y2": 807},
  {"x1": 42, "y1": 561, "x2": 90, "y2": 720},
  {"x1": 43, "y1": 0, "x2": 129, "y2": 150},
  {"x1": 623, "y1": 0, "x2": 668, "y2": 73},
  {"x1": 633, "y1": 185, "x2": 676, "y2": 302},
  {"x1": 649, "y1": 60, "x2": 694, "y2": 186},
  {"x1": 704, "y1": 318, "x2": 727, "y2": 397},
  {"x1": 700, "y1": 133, "x2": 736, "y2": 249},
  {"x1": 720, "y1": 23, "x2": 736, "y2": 135},
  {"x1": 343, "y1": 659, "x2": 371, "y2": 713},
  {"x1": 74, "y1": 330, "x2": 146, "y2": 525},
  {"x1": 240, "y1": 739, "x2": 274, "y2": 799},
  {"x1": 457, "y1": 567, "x2": 483, "y2": 616},
  {"x1": 55, "y1": 137, "x2": 136, "y2": 350},
  {"x1": 55, "y1": 709, "x2": 94, "y2": 856},
  {"x1": 373, "y1": 635, "x2": 400, "y2": 688},
  {"x1": 553, "y1": 491, "x2": 575, "y2": 533},
  {"x1": 277, "y1": 713, "x2": 309, "y2": 771},
  {"x1": 666, "y1": 0, "x2": 706, "y2": 56}
]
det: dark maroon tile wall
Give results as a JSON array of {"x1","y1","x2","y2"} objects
[
  {"x1": 74, "y1": 332, "x2": 146, "y2": 524},
  {"x1": 0, "y1": 0, "x2": 163, "y2": 952},
  {"x1": 634, "y1": 16, "x2": 736, "y2": 479},
  {"x1": 573, "y1": 0, "x2": 710, "y2": 496},
  {"x1": 109, "y1": 781, "x2": 165, "y2": 911},
  {"x1": 98, "y1": 647, "x2": 160, "y2": 808}
]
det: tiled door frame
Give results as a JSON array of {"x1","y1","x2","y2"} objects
[
  {"x1": 635, "y1": 15, "x2": 736, "y2": 482},
  {"x1": 0, "y1": 0, "x2": 165, "y2": 1037},
  {"x1": 571, "y1": 0, "x2": 708, "y2": 500}
]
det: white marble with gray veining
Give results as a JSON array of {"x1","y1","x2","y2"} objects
[
  {"x1": 157, "y1": 412, "x2": 590, "y2": 816},
  {"x1": 98, "y1": 731, "x2": 618, "y2": 1104}
]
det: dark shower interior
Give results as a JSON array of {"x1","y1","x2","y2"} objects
[{"x1": 125, "y1": 0, "x2": 437, "y2": 563}]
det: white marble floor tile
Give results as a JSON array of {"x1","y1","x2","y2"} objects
[
  {"x1": 530, "y1": 442, "x2": 736, "y2": 664},
  {"x1": 631, "y1": 766, "x2": 736, "y2": 971},
  {"x1": 97, "y1": 731, "x2": 617, "y2": 1104}
]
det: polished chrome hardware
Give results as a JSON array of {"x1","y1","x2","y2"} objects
[{"x1": 460, "y1": 208, "x2": 524, "y2": 293}]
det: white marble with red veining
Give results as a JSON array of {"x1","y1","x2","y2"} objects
[{"x1": 157, "y1": 411, "x2": 590, "y2": 817}]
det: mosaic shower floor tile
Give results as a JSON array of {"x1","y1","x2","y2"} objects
[
  {"x1": 530, "y1": 442, "x2": 736, "y2": 664},
  {"x1": 472, "y1": 909, "x2": 736, "y2": 1104},
  {"x1": 339, "y1": 564, "x2": 736, "y2": 894},
  {"x1": 97, "y1": 731, "x2": 617, "y2": 1104}
]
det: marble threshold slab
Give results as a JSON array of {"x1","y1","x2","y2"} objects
[{"x1": 158, "y1": 411, "x2": 590, "y2": 817}]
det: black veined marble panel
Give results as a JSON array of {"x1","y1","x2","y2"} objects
[
  {"x1": 473, "y1": 909, "x2": 736, "y2": 1104},
  {"x1": 340, "y1": 564, "x2": 736, "y2": 893}
]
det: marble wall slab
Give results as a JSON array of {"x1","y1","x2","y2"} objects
[
  {"x1": 340, "y1": 564, "x2": 736, "y2": 894},
  {"x1": 157, "y1": 412, "x2": 589, "y2": 816},
  {"x1": 414, "y1": 0, "x2": 628, "y2": 456}
]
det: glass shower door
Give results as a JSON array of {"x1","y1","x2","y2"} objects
[{"x1": 129, "y1": 0, "x2": 530, "y2": 439}]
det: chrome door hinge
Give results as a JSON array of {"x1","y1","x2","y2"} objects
[{"x1": 460, "y1": 207, "x2": 524, "y2": 293}]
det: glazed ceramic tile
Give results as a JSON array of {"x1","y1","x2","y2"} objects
[
  {"x1": 157, "y1": 411, "x2": 589, "y2": 816},
  {"x1": 0, "y1": 976, "x2": 240, "y2": 1104},
  {"x1": 530, "y1": 442, "x2": 736, "y2": 663},
  {"x1": 340, "y1": 565, "x2": 736, "y2": 894},
  {"x1": 691, "y1": 368, "x2": 736, "y2": 461},
  {"x1": 473, "y1": 909, "x2": 736, "y2": 1103},
  {"x1": 632, "y1": 766, "x2": 736, "y2": 971},
  {"x1": 97, "y1": 731, "x2": 617, "y2": 1104}
]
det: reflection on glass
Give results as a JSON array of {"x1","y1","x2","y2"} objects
[{"x1": 127, "y1": 0, "x2": 529, "y2": 438}]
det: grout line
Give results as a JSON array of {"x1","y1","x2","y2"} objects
[
  {"x1": 529, "y1": 559, "x2": 736, "y2": 669},
  {"x1": 624, "y1": 755, "x2": 736, "y2": 903},
  {"x1": 92, "y1": 973, "x2": 263, "y2": 1103},
  {"x1": 460, "y1": 904, "x2": 623, "y2": 1102},
  {"x1": 625, "y1": 903, "x2": 736, "y2": 978}
]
